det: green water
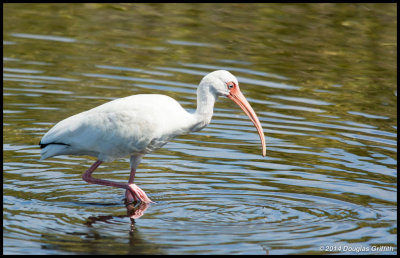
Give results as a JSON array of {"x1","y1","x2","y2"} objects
[{"x1": 3, "y1": 3, "x2": 397, "y2": 255}]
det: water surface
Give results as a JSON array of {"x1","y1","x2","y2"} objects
[{"x1": 3, "y1": 3, "x2": 397, "y2": 255}]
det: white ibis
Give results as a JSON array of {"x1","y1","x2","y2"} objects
[{"x1": 39, "y1": 70, "x2": 266, "y2": 204}]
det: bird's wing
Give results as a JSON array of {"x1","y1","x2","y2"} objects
[{"x1": 40, "y1": 94, "x2": 196, "y2": 161}]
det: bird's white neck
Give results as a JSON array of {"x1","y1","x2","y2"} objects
[{"x1": 192, "y1": 81, "x2": 218, "y2": 132}]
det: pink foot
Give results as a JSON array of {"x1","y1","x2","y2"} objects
[{"x1": 125, "y1": 184, "x2": 154, "y2": 203}]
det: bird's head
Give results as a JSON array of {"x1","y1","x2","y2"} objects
[
  {"x1": 200, "y1": 70, "x2": 239, "y2": 97},
  {"x1": 200, "y1": 70, "x2": 266, "y2": 157}
]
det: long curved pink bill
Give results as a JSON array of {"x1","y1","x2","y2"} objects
[{"x1": 228, "y1": 87, "x2": 266, "y2": 157}]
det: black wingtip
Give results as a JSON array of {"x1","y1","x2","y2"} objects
[{"x1": 39, "y1": 142, "x2": 69, "y2": 149}]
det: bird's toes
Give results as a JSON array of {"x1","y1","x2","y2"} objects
[{"x1": 126, "y1": 184, "x2": 154, "y2": 204}]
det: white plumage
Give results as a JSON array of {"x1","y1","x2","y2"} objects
[
  {"x1": 40, "y1": 70, "x2": 266, "y2": 204},
  {"x1": 40, "y1": 94, "x2": 196, "y2": 162}
]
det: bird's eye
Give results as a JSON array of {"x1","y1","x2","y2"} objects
[{"x1": 227, "y1": 82, "x2": 235, "y2": 89}]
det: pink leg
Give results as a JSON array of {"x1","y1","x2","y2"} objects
[
  {"x1": 125, "y1": 167, "x2": 153, "y2": 203},
  {"x1": 82, "y1": 160, "x2": 152, "y2": 203},
  {"x1": 82, "y1": 160, "x2": 128, "y2": 189},
  {"x1": 128, "y1": 166, "x2": 136, "y2": 184}
]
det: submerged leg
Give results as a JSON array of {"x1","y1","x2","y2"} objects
[{"x1": 82, "y1": 160, "x2": 152, "y2": 203}]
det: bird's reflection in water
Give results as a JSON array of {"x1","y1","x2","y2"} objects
[
  {"x1": 125, "y1": 200, "x2": 150, "y2": 233},
  {"x1": 84, "y1": 200, "x2": 150, "y2": 232},
  {"x1": 78, "y1": 201, "x2": 159, "y2": 254}
]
